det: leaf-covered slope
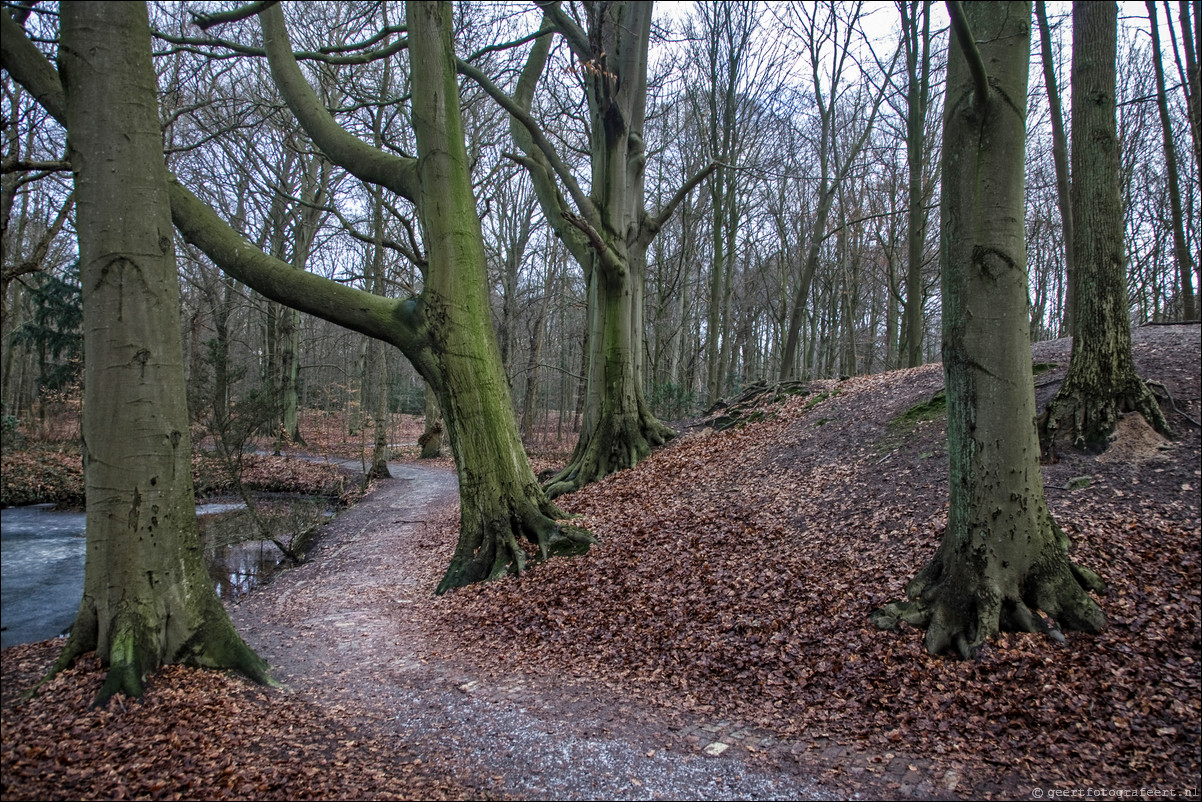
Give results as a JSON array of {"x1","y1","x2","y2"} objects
[{"x1": 434, "y1": 327, "x2": 1201, "y2": 791}]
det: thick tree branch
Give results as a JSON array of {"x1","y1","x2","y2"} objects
[
  {"x1": 1, "y1": 157, "x2": 71, "y2": 173},
  {"x1": 1, "y1": 10, "x2": 66, "y2": 122},
  {"x1": 946, "y1": 1, "x2": 990, "y2": 109},
  {"x1": 259, "y1": 5, "x2": 418, "y2": 201},
  {"x1": 169, "y1": 179, "x2": 425, "y2": 352},
  {"x1": 535, "y1": 1, "x2": 592, "y2": 64},
  {"x1": 190, "y1": 1, "x2": 277, "y2": 31}
]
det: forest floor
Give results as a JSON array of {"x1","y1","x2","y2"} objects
[{"x1": 2, "y1": 324, "x2": 1199, "y2": 800}]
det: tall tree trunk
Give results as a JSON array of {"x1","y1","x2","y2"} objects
[
  {"x1": 873, "y1": 0, "x2": 1106, "y2": 658},
  {"x1": 520, "y1": 255, "x2": 557, "y2": 439},
  {"x1": 366, "y1": 337, "x2": 391, "y2": 479},
  {"x1": 1146, "y1": 0, "x2": 1198, "y2": 321},
  {"x1": 899, "y1": 0, "x2": 933, "y2": 368},
  {"x1": 48, "y1": 1, "x2": 269, "y2": 703},
  {"x1": 1034, "y1": 0, "x2": 1077, "y2": 335},
  {"x1": 1041, "y1": 1, "x2": 1169, "y2": 451},
  {"x1": 409, "y1": 2, "x2": 596, "y2": 587},
  {"x1": 1179, "y1": 0, "x2": 1200, "y2": 172}
]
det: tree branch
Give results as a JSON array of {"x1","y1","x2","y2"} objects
[
  {"x1": 642, "y1": 161, "x2": 722, "y2": 240},
  {"x1": 169, "y1": 179, "x2": 425, "y2": 352},
  {"x1": 561, "y1": 211, "x2": 608, "y2": 255},
  {"x1": 259, "y1": 4, "x2": 418, "y2": 202},
  {"x1": 190, "y1": 1, "x2": 277, "y2": 31},
  {"x1": 946, "y1": 1, "x2": 990, "y2": 108},
  {"x1": 1, "y1": 10, "x2": 67, "y2": 122},
  {"x1": 1, "y1": 157, "x2": 72, "y2": 173},
  {"x1": 154, "y1": 28, "x2": 409, "y2": 66},
  {"x1": 455, "y1": 54, "x2": 597, "y2": 227},
  {"x1": 535, "y1": 1, "x2": 592, "y2": 63}
]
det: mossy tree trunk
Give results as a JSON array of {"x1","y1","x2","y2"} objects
[
  {"x1": 47, "y1": 1, "x2": 270, "y2": 703},
  {"x1": 239, "y1": 2, "x2": 597, "y2": 592},
  {"x1": 872, "y1": 1, "x2": 1106, "y2": 658},
  {"x1": 1040, "y1": 1, "x2": 1168, "y2": 453}
]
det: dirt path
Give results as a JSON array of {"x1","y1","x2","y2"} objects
[{"x1": 226, "y1": 463, "x2": 848, "y2": 800}]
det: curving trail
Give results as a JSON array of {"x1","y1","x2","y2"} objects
[{"x1": 226, "y1": 462, "x2": 840, "y2": 801}]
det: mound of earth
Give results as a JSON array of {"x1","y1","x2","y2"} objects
[{"x1": 432, "y1": 323, "x2": 1200, "y2": 795}]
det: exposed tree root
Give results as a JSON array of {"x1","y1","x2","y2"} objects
[
  {"x1": 436, "y1": 493, "x2": 596, "y2": 594},
  {"x1": 544, "y1": 406, "x2": 673, "y2": 498},
  {"x1": 871, "y1": 523, "x2": 1106, "y2": 658},
  {"x1": 1041, "y1": 374, "x2": 1170, "y2": 457},
  {"x1": 704, "y1": 380, "x2": 811, "y2": 431},
  {"x1": 30, "y1": 595, "x2": 274, "y2": 707}
]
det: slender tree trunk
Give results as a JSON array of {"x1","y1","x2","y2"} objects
[
  {"x1": 873, "y1": 0, "x2": 1105, "y2": 658},
  {"x1": 1146, "y1": 0, "x2": 1198, "y2": 321},
  {"x1": 900, "y1": 0, "x2": 933, "y2": 368},
  {"x1": 50, "y1": 1, "x2": 269, "y2": 703},
  {"x1": 1035, "y1": 0, "x2": 1077, "y2": 335},
  {"x1": 1041, "y1": 0, "x2": 1169, "y2": 451},
  {"x1": 1173, "y1": 0, "x2": 1200, "y2": 180},
  {"x1": 520, "y1": 257, "x2": 556, "y2": 439}
]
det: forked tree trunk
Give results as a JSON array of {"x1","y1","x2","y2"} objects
[
  {"x1": 1040, "y1": 0, "x2": 1168, "y2": 452},
  {"x1": 481, "y1": 3, "x2": 693, "y2": 498},
  {"x1": 872, "y1": 1, "x2": 1106, "y2": 658},
  {"x1": 51, "y1": 1, "x2": 270, "y2": 703}
]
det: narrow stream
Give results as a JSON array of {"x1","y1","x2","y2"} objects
[{"x1": 0, "y1": 500, "x2": 302, "y2": 649}]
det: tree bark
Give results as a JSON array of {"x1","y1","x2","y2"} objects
[
  {"x1": 1040, "y1": 1, "x2": 1169, "y2": 451},
  {"x1": 872, "y1": 0, "x2": 1106, "y2": 658},
  {"x1": 419, "y1": 383, "x2": 443, "y2": 459},
  {"x1": 51, "y1": 1, "x2": 270, "y2": 703}
]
